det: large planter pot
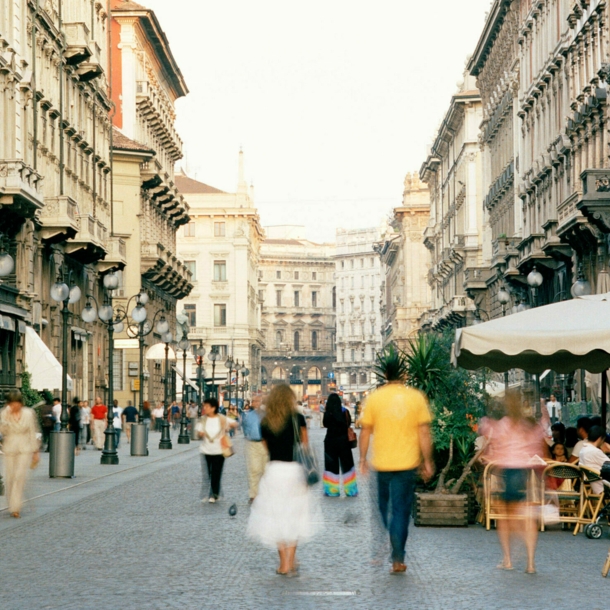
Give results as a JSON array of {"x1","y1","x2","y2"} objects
[{"x1": 414, "y1": 492, "x2": 468, "y2": 527}]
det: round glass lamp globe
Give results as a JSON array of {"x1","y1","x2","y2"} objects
[
  {"x1": 131, "y1": 304, "x2": 147, "y2": 323},
  {"x1": 68, "y1": 285, "x2": 82, "y2": 304},
  {"x1": 98, "y1": 305, "x2": 114, "y2": 322},
  {"x1": 103, "y1": 273, "x2": 119, "y2": 290},
  {"x1": 209, "y1": 351, "x2": 219, "y2": 361},
  {"x1": 138, "y1": 292, "x2": 149, "y2": 305},
  {"x1": 50, "y1": 282, "x2": 70, "y2": 302},
  {"x1": 241, "y1": 367, "x2": 249, "y2": 376},
  {"x1": 497, "y1": 289, "x2": 510, "y2": 305},
  {"x1": 156, "y1": 318, "x2": 170, "y2": 335},
  {"x1": 163, "y1": 332, "x2": 173, "y2": 343},
  {"x1": 571, "y1": 280, "x2": 592, "y2": 298},
  {"x1": 527, "y1": 269, "x2": 543, "y2": 287},
  {"x1": 178, "y1": 338, "x2": 190, "y2": 351},
  {"x1": 81, "y1": 304, "x2": 97, "y2": 323},
  {"x1": 225, "y1": 359, "x2": 232, "y2": 368},
  {"x1": 113, "y1": 320, "x2": 125, "y2": 334},
  {"x1": 0, "y1": 252, "x2": 15, "y2": 277}
]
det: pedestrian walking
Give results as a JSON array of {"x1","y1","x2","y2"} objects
[
  {"x1": 171, "y1": 401, "x2": 180, "y2": 430},
  {"x1": 81, "y1": 400, "x2": 91, "y2": 447},
  {"x1": 122, "y1": 401, "x2": 139, "y2": 443},
  {"x1": 480, "y1": 390, "x2": 548, "y2": 574},
  {"x1": 359, "y1": 370, "x2": 434, "y2": 575},
  {"x1": 322, "y1": 393, "x2": 358, "y2": 497},
  {"x1": 68, "y1": 397, "x2": 81, "y2": 455},
  {"x1": 152, "y1": 402, "x2": 164, "y2": 432},
  {"x1": 227, "y1": 405, "x2": 240, "y2": 438},
  {"x1": 247, "y1": 384, "x2": 319, "y2": 577},
  {"x1": 195, "y1": 398, "x2": 230, "y2": 503},
  {"x1": 0, "y1": 391, "x2": 40, "y2": 518},
  {"x1": 39, "y1": 401, "x2": 54, "y2": 451},
  {"x1": 52, "y1": 397, "x2": 62, "y2": 431},
  {"x1": 91, "y1": 397, "x2": 107, "y2": 450},
  {"x1": 142, "y1": 400, "x2": 152, "y2": 428},
  {"x1": 112, "y1": 400, "x2": 123, "y2": 448},
  {"x1": 241, "y1": 394, "x2": 268, "y2": 502}
]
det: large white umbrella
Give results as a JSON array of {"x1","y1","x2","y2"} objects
[
  {"x1": 145, "y1": 343, "x2": 176, "y2": 361},
  {"x1": 453, "y1": 293, "x2": 610, "y2": 375}
]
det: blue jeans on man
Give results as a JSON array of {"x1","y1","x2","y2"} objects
[{"x1": 376, "y1": 469, "x2": 417, "y2": 563}]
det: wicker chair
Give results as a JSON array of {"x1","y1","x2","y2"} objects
[
  {"x1": 578, "y1": 465, "x2": 610, "y2": 538},
  {"x1": 540, "y1": 462, "x2": 583, "y2": 532},
  {"x1": 483, "y1": 462, "x2": 541, "y2": 530}
]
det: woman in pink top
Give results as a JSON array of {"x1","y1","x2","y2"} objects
[{"x1": 481, "y1": 391, "x2": 548, "y2": 575}]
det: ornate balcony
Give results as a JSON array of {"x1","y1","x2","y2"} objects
[
  {"x1": 577, "y1": 168, "x2": 610, "y2": 234},
  {"x1": 39, "y1": 196, "x2": 79, "y2": 242},
  {"x1": 141, "y1": 241, "x2": 193, "y2": 299},
  {"x1": 0, "y1": 160, "x2": 44, "y2": 220},
  {"x1": 63, "y1": 22, "x2": 93, "y2": 66},
  {"x1": 97, "y1": 236, "x2": 127, "y2": 273},
  {"x1": 64, "y1": 213, "x2": 107, "y2": 263}
]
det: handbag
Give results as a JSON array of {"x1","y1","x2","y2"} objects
[
  {"x1": 220, "y1": 434, "x2": 234, "y2": 458},
  {"x1": 345, "y1": 410, "x2": 357, "y2": 449},
  {"x1": 292, "y1": 415, "x2": 320, "y2": 486}
]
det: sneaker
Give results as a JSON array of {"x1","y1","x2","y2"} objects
[{"x1": 208, "y1": 497, "x2": 216, "y2": 504}]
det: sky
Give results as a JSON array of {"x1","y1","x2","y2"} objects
[{"x1": 141, "y1": 0, "x2": 493, "y2": 242}]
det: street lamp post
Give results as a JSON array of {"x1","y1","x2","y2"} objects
[
  {"x1": 177, "y1": 334, "x2": 191, "y2": 445},
  {"x1": 191, "y1": 341, "x2": 206, "y2": 440},
  {"x1": 225, "y1": 355, "x2": 234, "y2": 408},
  {"x1": 208, "y1": 348, "x2": 220, "y2": 399},
  {"x1": 234, "y1": 360, "x2": 240, "y2": 408},
  {"x1": 130, "y1": 294, "x2": 168, "y2": 456},
  {"x1": 497, "y1": 287, "x2": 511, "y2": 393},
  {"x1": 49, "y1": 267, "x2": 82, "y2": 478},
  {"x1": 81, "y1": 272, "x2": 126, "y2": 465},
  {"x1": 527, "y1": 267, "x2": 544, "y2": 415},
  {"x1": 159, "y1": 331, "x2": 173, "y2": 450},
  {"x1": 241, "y1": 365, "x2": 249, "y2": 406}
]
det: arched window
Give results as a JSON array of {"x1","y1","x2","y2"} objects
[
  {"x1": 294, "y1": 331, "x2": 300, "y2": 351},
  {"x1": 271, "y1": 367, "x2": 285, "y2": 380},
  {"x1": 311, "y1": 330, "x2": 318, "y2": 350},
  {"x1": 275, "y1": 330, "x2": 282, "y2": 349}
]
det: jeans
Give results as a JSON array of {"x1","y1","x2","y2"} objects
[
  {"x1": 115, "y1": 428, "x2": 122, "y2": 447},
  {"x1": 376, "y1": 469, "x2": 417, "y2": 563}
]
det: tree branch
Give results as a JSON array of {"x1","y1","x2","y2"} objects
[{"x1": 435, "y1": 435, "x2": 453, "y2": 494}]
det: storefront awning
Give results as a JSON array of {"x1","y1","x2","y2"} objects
[
  {"x1": 172, "y1": 365, "x2": 199, "y2": 391},
  {"x1": 25, "y1": 326, "x2": 73, "y2": 391}
]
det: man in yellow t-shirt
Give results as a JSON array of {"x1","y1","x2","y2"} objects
[{"x1": 359, "y1": 380, "x2": 434, "y2": 574}]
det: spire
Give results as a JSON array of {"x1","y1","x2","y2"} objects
[{"x1": 237, "y1": 147, "x2": 247, "y2": 195}]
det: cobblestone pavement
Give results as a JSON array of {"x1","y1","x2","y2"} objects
[{"x1": 1, "y1": 427, "x2": 609, "y2": 610}]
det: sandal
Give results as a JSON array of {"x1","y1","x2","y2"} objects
[
  {"x1": 10, "y1": 512, "x2": 20, "y2": 519},
  {"x1": 390, "y1": 562, "x2": 407, "y2": 574},
  {"x1": 496, "y1": 562, "x2": 514, "y2": 571}
]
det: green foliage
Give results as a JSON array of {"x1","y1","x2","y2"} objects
[
  {"x1": 404, "y1": 334, "x2": 446, "y2": 400},
  {"x1": 19, "y1": 370, "x2": 44, "y2": 407},
  {"x1": 374, "y1": 343, "x2": 408, "y2": 383}
]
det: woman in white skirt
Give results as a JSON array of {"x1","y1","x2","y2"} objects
[{"x1": 247, "y1": 384, "x2": 318, "y2": 576}]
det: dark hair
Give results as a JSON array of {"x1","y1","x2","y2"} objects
[
  {"x1": 6, "y1": 390, "x2": 23, "y2": 404},
  {"x1": 565, "y1": 427, "x2": 578, "y2": 448},
  {"x1": 588, "y1": 425, "x2": 605, "y2": 443},
  {"x1": 551, "y1": 421, "x2": 565, "y2": 442},
  {"x1": 53, "y1": 397, "x2": 61, "y2": 403},
  {"x1": 325, "y1": 393, "x2": 344, "y2": 424},
  {"x1": 551, "y1": 442, "x2": 567, "y2": 458},
  {"x1": 204, "y1": 398, "x2": 219, "y2": 414},
  {"x1": 577, "y1": 416, "x2": 592, "y2": 433},
  {"x1": 589, "y1": 415, "x2": 602, "y2": 428}
]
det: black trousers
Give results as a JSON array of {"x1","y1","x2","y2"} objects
[{"x1": 203, "y1": 454, "x2": 225, "y2": 498}]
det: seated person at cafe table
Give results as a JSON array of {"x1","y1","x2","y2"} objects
[
  {"x1": 568, "y1": 417, "x2": 592, "y2": 464},
  {"x1": 578, "y1": 426, "x2": 610, "y2": 495}
]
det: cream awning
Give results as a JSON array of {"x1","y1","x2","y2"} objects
[
  {"x1": 25, "y1": 326, "x2": 73, "y2": 391},
  {"x1": 453, "y1": 293, "x2": 610, "y2": 374}
]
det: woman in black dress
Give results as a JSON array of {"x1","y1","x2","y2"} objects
[
  {"x1": 247, "y1": 384, "x2": 319, "y2": 576},
  {"x1": 323, "y1": 393, "x2": 358, "y2": 497},
  {"x1": 69, "y1": 398, "x2": 81, "y2": 455}
]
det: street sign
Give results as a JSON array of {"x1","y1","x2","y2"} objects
[
  {"x1": 131, "y1": 379, "x2": 140, "y2": 391},
  {"x1": 328, "y1": 372, "x2": 335, "y2": 379},
  {"x1": 339, "y1": 385, "x2": 344, "y2": 391}
]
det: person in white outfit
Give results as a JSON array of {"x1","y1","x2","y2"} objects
[
  {"x1": 0, "y1": 391, "x2": 40, "y2": 518},
  {"x1": 578, "y1": 426, "x2": 610, "y2": 494}
]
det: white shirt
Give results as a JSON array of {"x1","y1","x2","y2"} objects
[
  {"x1": 579, "y1": 444, "x2": 610, "y2": 494},
  {"x1": 113, "y1": 407, "x2": 123, "y2": 429},
  {"x1": 572, "y1": 439, "x2": 590, "y2": 460},
  {"x1": 153, "y1": 407, "x2": 164, "y2": 419},
  {"x1": 545, "y1": 400, "x2": 561, "y2": 421},
  {"x1": 52, "y1": 403, "x2": 62, "y2": 422},
  {"x1": 196, "y1": 416, "x2": 223, "y2": 455},
  {"x1": 80, "y1": 406, "x2": 91, "y2": 425}
]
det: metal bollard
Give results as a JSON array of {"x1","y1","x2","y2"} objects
[
  {"x1": 130, "y1": 423, "x2": 149, "y2": 456},
  {"x1": 49, "y1": 431, "x2": 75, "y2": 478}
]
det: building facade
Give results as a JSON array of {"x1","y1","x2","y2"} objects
[
  {"x1": 110, "y1": 0, "x2": 192, "y2": 407},
  {"x1": 334, "y1": 226, "x2": 383, "y2": 400},
  {"x1": 175, "y1": 153, "x2": 265, "y2": 400},
  {"x1": 259, "y1": 227, "x2": 336, "y2": 403},
  {"x1": 420, "y1": 76, "x2": 485, "y2": 330},
  {"x1": 1, "y1": 0, "x2": 114, "y2": 401},
  {"x1": 378, "y1": 172, "x2": 431, "y2": 348}
]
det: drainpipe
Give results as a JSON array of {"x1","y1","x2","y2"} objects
[
  {"x1": 32, "y1": 0, "x2": 39, "y2": 169},
  {"x1": 107, "y1": 0, "x2": 116, "y2": 237},
  {"x1": 59, "y1": 0, "x2": 65, "y2": 196}
]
